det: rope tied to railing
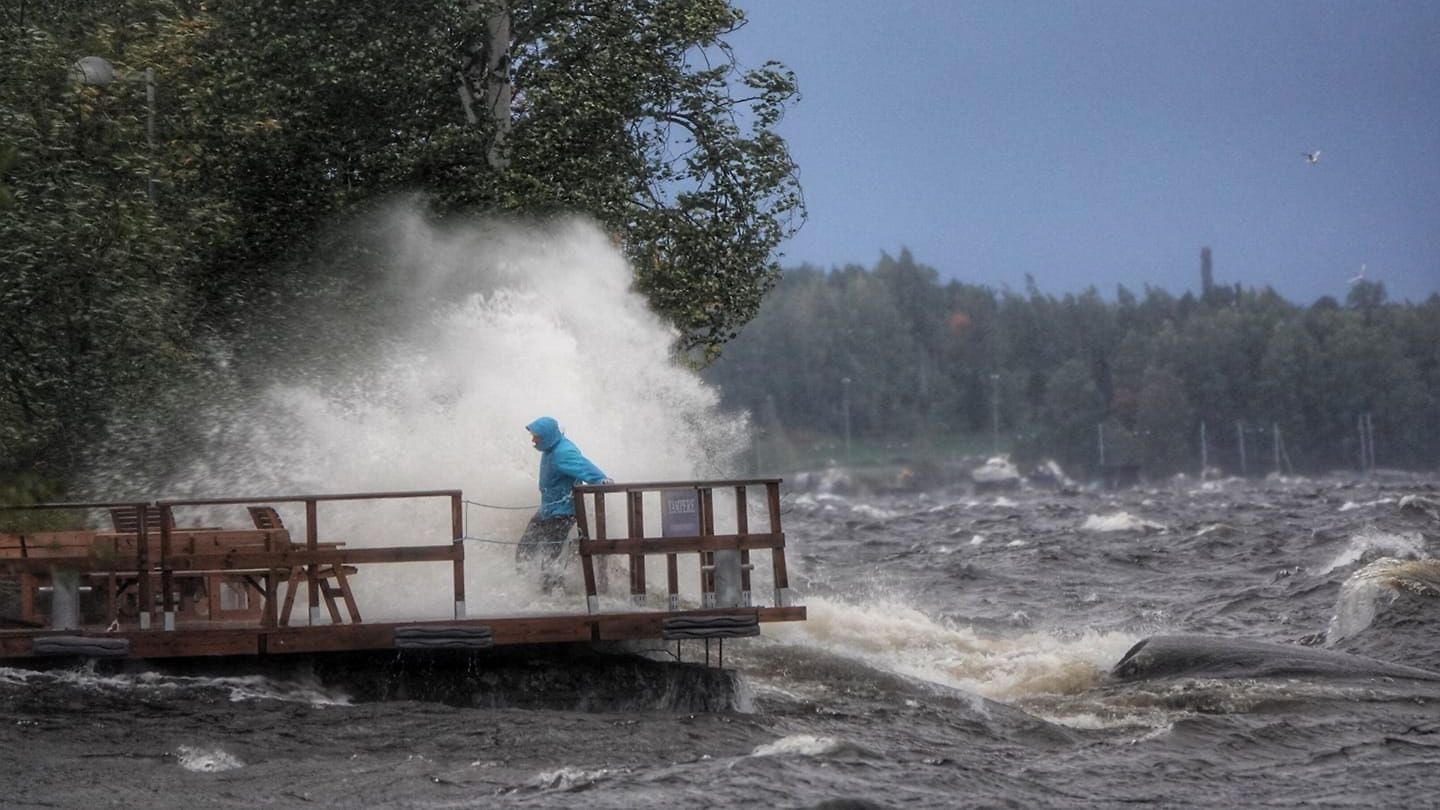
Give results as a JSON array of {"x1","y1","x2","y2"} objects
[
  {"x1": 462, "y1": 499, "x2": 539, "y2": 511},
  {"x1": 459, "y1": 534, "x2": 567, "y2": 547}
]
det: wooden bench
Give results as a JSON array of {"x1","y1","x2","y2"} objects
[
  {"x1": 0, "y1": 529, "x2": 279, "y2": 626},
  {"x1": 0, "y1": 506, "x2": 361, "y2": 628},
  {"x1": 106, "y1": 510, "x2": 283, "y2": 624},
  {"x1": 108, "y1": 506, "x2": 174, "y2": 534}
]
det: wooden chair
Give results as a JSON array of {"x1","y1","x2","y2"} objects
[
  {"x1": 247, "y1": 506, "x2": 284, "y2": 531},
  {"x1": 247, "y1": 505, "x2": 361, "y2": 625},
  {"x1": 109, "y1": 506, "x2": 175, "y2": 533}
]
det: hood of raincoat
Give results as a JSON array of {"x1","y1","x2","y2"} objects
[
  {"x1": 526, "y1": 416, "x2": 562, "y2": 452},
  {"x1": 524, "y1": 416, "x2": 608, "y2": 518}
]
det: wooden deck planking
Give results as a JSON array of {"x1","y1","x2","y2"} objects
[{"x1": 0, "y1": 606, "x2": 806, "y2": 661}]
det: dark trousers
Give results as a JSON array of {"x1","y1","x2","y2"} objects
[{"x1": 516, "y1": 513, "x2": 582, "y2": 589}]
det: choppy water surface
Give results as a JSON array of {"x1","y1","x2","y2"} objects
[{"x1": 4, "y1": 474, "x2": 1440, "y2": 808}]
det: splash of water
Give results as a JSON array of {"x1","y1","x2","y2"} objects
[
  {"x1": 90, "y1": 209, "x2": 752, "y2": 617},
  {"x1": 1314, "y1": 528, "x2": 1426, "y2": 575},
  {"x1": 1326, "y1": 557, "x2": 1440, "y2": 642},
  {"x1": 766, "y1": 596, "x2": 1139, "y2": 703}
]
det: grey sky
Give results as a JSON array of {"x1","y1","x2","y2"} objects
[{"x1": 732, "y1": 0, "x2": 1440, "y2": 304}]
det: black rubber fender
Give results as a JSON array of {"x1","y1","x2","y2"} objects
[
  {"x1": 662, "y1": 614, "x2": 760, "y2": 640},
  {"x1": 32, "y1": 635, "x2": 130, "y2": 658},
  {"x1": 393, "y1": 624, "x2": 495, "y2": 650}
]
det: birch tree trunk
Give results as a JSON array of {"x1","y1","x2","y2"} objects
[{"x1": 457, "y1": 2, "x2": 512, "y2": 169}]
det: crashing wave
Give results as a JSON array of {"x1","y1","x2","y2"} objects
[
  {"x1": 1315, "y1": 529, "x2": 1426, "y2": 575},
  {"x1": 1326, "y1": 557, "x2": 1440, "y2": 643},
  {"x1": 1399, "y1": 495, "x2": 1440, "y2": 522}
]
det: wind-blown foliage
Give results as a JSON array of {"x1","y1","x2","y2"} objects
[
  {"x1": 176, "y1": 0, "x2": 802, "y2": 358},
  {"x1": 0, "y1": 0, "x2": 802, "y2": 487},
  {"x1": 705, "y1": 251, "x2": 1440, "y2": 478}
]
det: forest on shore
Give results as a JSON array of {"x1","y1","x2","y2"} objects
[{"x1": 705, "y1": 250, "x2": 1440, "y2": 480}]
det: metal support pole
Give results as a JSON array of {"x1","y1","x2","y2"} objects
[
  {"x1": 1236, "y1": 421, "x2": 1247, "y2": 477},
  {"x1": 990, "y1": 374, "x2": 1001, "y2": 455},
  {"x1": 144, "y1": 67, "x2": 155, "y2": 202},
  {"x1": 1199, "y1": 421, "x2": 1208, "y2": 480}
]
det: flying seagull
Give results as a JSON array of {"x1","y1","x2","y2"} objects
[
  {"x1": 1348, "y1": 264, "x2": 1367, "y2": 285},
  {"x1": 1303, "y1": 150, "x2": 1321, "y2": 165}
]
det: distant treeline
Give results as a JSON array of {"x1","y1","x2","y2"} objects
[{"x1": 704, "y1": 250, "x2": 1440, "y2": 478}]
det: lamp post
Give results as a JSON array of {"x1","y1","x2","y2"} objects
[{"x1": 70, "y1": 56, "x2": 155, "y2": 202}]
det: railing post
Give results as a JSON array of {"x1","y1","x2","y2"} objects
[
  {"x1": 699, "y1": 488, "x2": 715, "y2": 607},
  {"x1": 768, "y1": 482, "x2": 790, "y2": 607},
  {"x1": 735, "y1": 485, "x2": 752, "y2": 607},
  {"x1": 136, "y1": 502, "x2": 152, "y2": 630},
  {"x1": 666, "y1": 545, "x2": 680, "y2": 612},
  {"x1": 451, "y1": 493, "x2": 466, "y2": 618},
  {"x1": 574, "y1": 488, "x2": 598, "y2": 614},
  {"x1": 159, "y1": 504, "x2": 175, "y2": 631},
  {"x1": 306, "y1": 499, "x2": 319, "y2": 625},
  {"x1": 628, "y1": 491, "x2": 646, "y2": 606}
]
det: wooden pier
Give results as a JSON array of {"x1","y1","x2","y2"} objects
[{"x1": 0, "y1": 480, "x2": 803, "y2": 663}]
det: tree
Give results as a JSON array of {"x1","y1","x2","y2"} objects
[
  {"x1": 1, "y1": 1, "x2": 805, "y2": 485},
  {"x1": 1134, "y1": 366, "x2": 1193, "y2": 476},
  {"x1": 185, "y1": 0, "x2": 803, "y2": 361},
  {"x1": 1257, "y1": 319, "x2": 1322, "y2": 468},
  {"x1": 0, "y1": 19, "x2": 202, "y2": 479},
  {"x1": 1031, "y1": 357, "x2": 1106, "y2": 474}
]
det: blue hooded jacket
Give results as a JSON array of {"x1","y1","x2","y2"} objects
[{"x1": 527, "y1": 416, "x2": 608, "y2": 518}]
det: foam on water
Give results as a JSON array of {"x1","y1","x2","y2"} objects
[
  {"x1": 175, "y1": 745, "x2": 244, "y2": 773},
  {"x1": 1080, "y1": 512, "x2": 1167, "y2": 533},
  {"x1": 525, "y1": 765, "x2": 628, "y2": 791},
  {"x1": 766, "y1": 596, "x2": 1139, "y2": 703},
  {"x1": 750, "y1": 734, "x2": 843, "y2": 757},
  {"x1": 1339, "y1": 497, "x2": 1398, "y2": 512},
  {"x1": 850, "y1": 503, "x2": 901, "y2": 521},
  {"x1": 1314, "y1": 528, "x2": 1426, "y2": 575},
  {"x1": 0, "y1": 666, "x2": 35, "y2": 686},
  {"x1": 8, "y1": 666, "x2": 352, "y2": 706}
]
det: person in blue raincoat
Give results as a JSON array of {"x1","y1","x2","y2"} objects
[{"x1": 518, "y1": 416, "x2": 611, "y2": 588}]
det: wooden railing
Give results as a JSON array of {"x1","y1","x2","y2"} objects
[
  {"x1": 4, "y1": 482, "x2": 797, "y2": 630},
  {"x1": 1, "y1": 490, "x2": 465, "y2": 631},
  {"x1": 572, "y1": 479, "x2": 791, "y2": 614}
]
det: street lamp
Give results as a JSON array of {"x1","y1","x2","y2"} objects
[{"x1": 70, "y1": 56, "x2": 156, "y2": 202}]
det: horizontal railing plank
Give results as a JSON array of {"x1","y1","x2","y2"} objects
[
  {"x1": 0, "y1": 544, "x2": 458, "y2": 575},
  {"x1": 578, "y1": 532, "x2": 785, "y2": 556}
]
